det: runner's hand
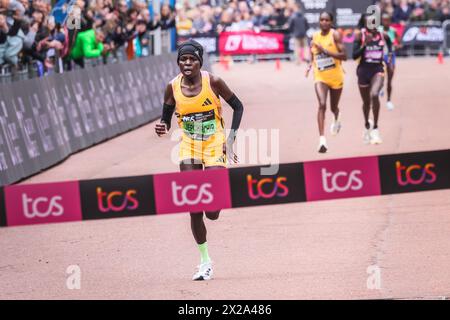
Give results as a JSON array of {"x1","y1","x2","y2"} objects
[
  {"x1": 155, "y1": 122, "x2": 168, "y2": 136},
  {"x1": 305, "y1": 64, "x2": 312, "y2": 78},
  {"x1": 224, "y1": 141, "x2": 238, "y2": 164},
  {"x1": 313, "y1": 42, "x2": 324, "y2": 53}
]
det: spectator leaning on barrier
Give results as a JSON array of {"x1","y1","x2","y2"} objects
[{"x1": 69, "y1": 28, "x2": 108, "y2": 68}]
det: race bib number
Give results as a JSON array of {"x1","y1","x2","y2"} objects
[
  {"x1": 364, "y1": 49, "x2": 383, "y2": 63},
  {"x1": 182, "y1": 110, "x2": 216, "y2": 141},
  {"x1": 316, "y1": 53, "x2": 336, "y2": 71}
]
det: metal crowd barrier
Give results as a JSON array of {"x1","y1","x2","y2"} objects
[
  {"x1": 443, "y1": 19, "x2": 450, "y2": 56},
  {"x1": 402, "y1": 21, "x2": 443, "y2": 57},
  {"x1": 0, "y1": 52, "x2": 181, "y2": 186}
]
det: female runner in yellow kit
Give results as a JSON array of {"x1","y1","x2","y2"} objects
[
  {"x1": 306, "y1": 11, "x2": 347, "y2": 153},
  {"x1": 155, "y1": 40, "x2": 244, "y2": 281}
]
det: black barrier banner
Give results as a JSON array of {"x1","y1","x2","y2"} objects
[
  {"x1": 79, "y1": 175, "x2": 156, "y2": 220},
  {"x1": 401, "y1": 24, "x2": 444, "y2": 46},
  {"x1": 378, "y1": 149, "x2": 450, "y2": 195},
  {"x1": 334, "y1": 0, "x2": 373, "y2": 28},
  {"x1": 300, "y1": 0, "x2": 372, "y2": 31},
  {"x1": 0, "y1": 53, "x2": 178, "y2": 187},
  {"x1": 228, "y1": 163, "x2": 306, "y2": 208},
  {"x1": 0, "y1": 186, "x2": 5, "y2": 226},
  {"x1": 300, "y1": 0, "x2": 334, "y2": 30}
]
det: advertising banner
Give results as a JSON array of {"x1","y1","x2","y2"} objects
[
  {"x1": 80, "y1": 175, "x2": 156, "y2": 220},
  {"x1": 378, "y1": 149, "x2": 450, "y2": 195},
  {"x1": 218, "y1": 31, "x2": 286, "y2": 55},
  {"x1": 401, "y1": 23, "x2": 445, "y2": 46},
  {"x1": 228, "y1": 163, "x2": 306, "y2": 208}
]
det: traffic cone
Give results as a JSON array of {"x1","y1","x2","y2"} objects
[
  {"x1": 219, "y1": 55, "x2": 228, "y2": 71},
  {"x1": 226, "y1": 56, "x2": 233, "y2": 68},
  {"x1": 275, "y1": 58, "x2": 281, "y2": 71},
  {"x1": 437, "y1": 50, "x2": 444, "y2": 64}
]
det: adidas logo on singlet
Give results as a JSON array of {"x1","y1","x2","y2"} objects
[{"x1": 202, "y1": 98, "x2": 213, "y2": 106}]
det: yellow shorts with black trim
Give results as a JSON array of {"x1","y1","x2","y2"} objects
[
  {"x1": 179, "y1": 137, "x2": 227, "y2": 168},
  {"x1": 314, "y1": 69, "x2": 344, "y2": 90}
]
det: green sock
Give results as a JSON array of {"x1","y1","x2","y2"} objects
[{"x1": 198, "y1": 242, "x2": 211, "y2": 264}]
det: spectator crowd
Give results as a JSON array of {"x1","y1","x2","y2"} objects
[
  {"x1": 0, "y1": 0, "x2": 175, "y2": 78},
  {"x1": 175, "y1": 0, "x2": 450, "y2": 36},
  {"x1": 0, "y1": 0, "x2": 450, "y2": 80}
]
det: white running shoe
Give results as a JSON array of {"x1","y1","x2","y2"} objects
[
  {"x1": 330, "y1": 117, "x2": 342, "y2": 136},
  {"x1": 192, "y1": 261, "x2": 213, "y2": 281},
  {"x1": 370, "y1": 129, "x2": 383, "y2": 145},
  {"x1": 318, "y1": 136, "x2": 328, "y2": 153},
  {"x1": 386, "y1": 101, "x2": 395, "y2": 111},
  {"x1": 363, "y1": 120, "x2": 373, "y2": 145}
]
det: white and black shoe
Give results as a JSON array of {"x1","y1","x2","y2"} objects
[
  {"x1": 330, "y1": 116, "x2": 342, "y2": 136},
  {"x1": 370, "y1": 128, "x2": 383, "y2": 145},
  {"x1": 192, "y1": 261, "x2": 213, "y2": 281},
  {"x1": 318, "y1": 136, "x2": 328, "y2": 153},
  {"x1": 363, "y1": 120, "x2": 373, "y2": 145}
]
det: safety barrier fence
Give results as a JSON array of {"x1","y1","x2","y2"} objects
[
  {"x1": 0, "y1": 52, "x2": 184, "y2": 187},
  {"x1": 1, "y1": 149, "x2": 449, "y2": 228},
  {"x1": 178, "y1": 19, "x2": 450, "y2": 61},
  {"x1": 443, "y1": 20, "x2": 450, "y2": 56}
]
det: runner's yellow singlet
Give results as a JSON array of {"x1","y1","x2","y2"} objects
[
  {"x1": 171, "y1": 71, "x2": 227, "y2": 167},
  {"x1": 312, "y1": 29, "x2": 344, "y2": 89}
]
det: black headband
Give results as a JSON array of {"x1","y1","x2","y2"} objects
[{"x1": 177, "y1": 40, "x2": 204, "y2": 67}]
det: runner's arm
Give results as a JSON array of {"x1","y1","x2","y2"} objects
[
  {"x1": 156, "y1": 83, "x2": 175, "y2": 135},
  {"x1": 306, "y1": 39, "x2": 314, "y2": 76},
  {"x1": 352, "y1": 31, "x2": 365, "y2": 60},
  {"x1": 210, "y1": 74, "x2": 244, "y2": 144},
  {"x1": 384, "y1": 33, "x2": 393, "y2": 55}
]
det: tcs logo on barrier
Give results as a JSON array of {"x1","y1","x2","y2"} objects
[
  {"x1": 79, "y1": 175, "x2": 155, "y2": 220},
  {"x1": 154, "y1": 169, "x2": 231, "y2": 214},
  {"x1": 247, "y1": 174, "x2": 289, "y2": 199},
  {"x1": 22, "y1": 194, "x2": 64, "y2": 218},
  {"x1": 4, "y1": 182, "x2": 82, "y2": 226},
  {"x1": 321, "y1": 169, "x2": 363, "y2": 193},
  {"x1": 378, "y1": 151, "x2": 449, "y2": 194},
  {"x1": 171, "y1": 181, "x2": 214, "y2": 206},
  {"x1": 228, "y1": 163, "x2": 306, "y2": 207},
  {"x1": 396, "y1": 161, "x2": 436, "y2": 186},
  {"x1": 96, "y1": 187, "x2": 139, "y2": 212},
  {"x1": 304, "y1": 157, "x2": 381, "y2": 201}
]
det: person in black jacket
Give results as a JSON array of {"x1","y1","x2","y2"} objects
[{"x1": 289, "y1": 4, "x2": 309, "y2": 64}]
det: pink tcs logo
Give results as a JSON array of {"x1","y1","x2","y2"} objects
[
  {"x1": 303, "y1": 156, "x2": 381, "y2": 201},
  {"x1": 4, "y1": 181, "x2": 82, "y2": 226},
  {"x1": 153, "y1": 169, "x2": 232, "y2": 214}
]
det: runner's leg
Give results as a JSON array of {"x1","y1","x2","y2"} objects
[
  {"x1": 204, "y1": 166, "x2": 224, "y2": 221},
  {"x1": 370, "y1": 73, "x2": 385, "y2": 129},
  {"x1": 315, "y1": 82, "x2": 330, "y2": 136},
  {"x1": 180, "y1": 159, "x2": 206, "y2": 245}
]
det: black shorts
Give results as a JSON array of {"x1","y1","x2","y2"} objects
[{"x1": 357, "y1": 64, "x2": 385, "y2": 86}]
